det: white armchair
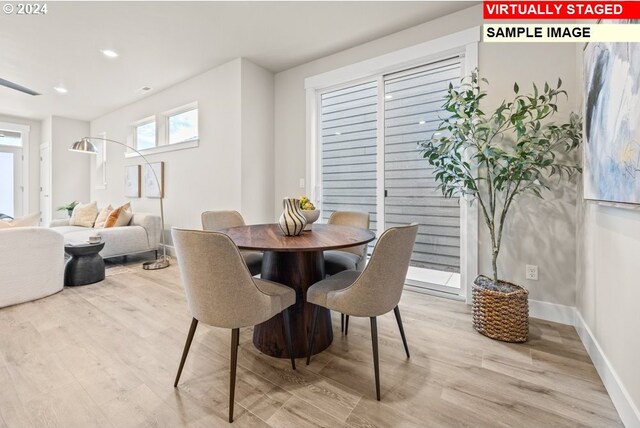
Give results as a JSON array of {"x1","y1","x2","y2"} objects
[{"x1": 0, "y1": 227, "x2": 64, "y2": 308}]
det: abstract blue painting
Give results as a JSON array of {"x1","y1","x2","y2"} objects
[{"x1": 584, "y1": 23, "x2": 640, "y2": 204}]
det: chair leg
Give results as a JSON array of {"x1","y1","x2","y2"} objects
[
  {"x1": 370, "y1": 317, "x2": 381, "y2": 401},
  {"x1": 174, "y1": 318, "x2": 198, "y2": 387},
  {"x1": 282, "y1": 308, "x2": 296, "y2": 370},
  {"x1": 345, "y1": 315, "x2": 350, "y2": 336},
  {"x1": 393, "y1": 306, "x2": 410, "y2": 359},
  {"x1": 306, "y1": 306, "x2": 320, "y2": 365},
  {"x1": 341, "y1": 313, "x2": 344, "y2": 333},
  {"x1": 229, "y1": 328, "x2": 240, "y2": 423}
]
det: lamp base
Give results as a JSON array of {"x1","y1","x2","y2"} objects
[{"x1": 142, "y1": 257, "x2": 170, "y2": 270}]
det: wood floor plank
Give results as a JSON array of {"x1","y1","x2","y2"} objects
[
  {"x1": 0, "y1": 261, "x2": 622, "y2": 427},
  {"x1": 23, "y1": 381, "x2": 114, "y2": 428},
  {"x1": 267, "y1": 396, "x2": 351, "y2": 428},
  {"x1": 0, "y1": 366, "x2": 35, "y2": 428},
  {"x1": 239, "y1": 344, "x2": 362, "y2": 422}
]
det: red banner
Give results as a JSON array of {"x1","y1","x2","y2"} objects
[{"x1": 484, "y1": 1, "x2": 640, "y2": 19}]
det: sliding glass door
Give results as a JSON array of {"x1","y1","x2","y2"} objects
[
  {"x1": 318, "y1": 57, "x2": 464, "y2": 297},
  {"x1": 383, "y1": 58, "x2": 462, "y2": 294}
]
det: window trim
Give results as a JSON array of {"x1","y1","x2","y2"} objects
[{"x1": 305, "y1": 27, "x2": 480, "y2": 303}]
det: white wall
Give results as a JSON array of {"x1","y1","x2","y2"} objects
[
  {"x1": 274, "y1": 4, "x2": 579, "y2": 307},
  {"x1": 49, "y1": 116, "x2": 90, "y2": 219},
  {"x1": 479, "y1": 43, "x2": 579, "y2": 307},
  {"x1": 0, "y1": 113, "x2": 41, "y2": 215},
  {"x1": 90, "y1": 58, "x2": 275, "y2": 243},
  {"x1": 240, "y1": 59, "x2": 275, "y2": 224}
]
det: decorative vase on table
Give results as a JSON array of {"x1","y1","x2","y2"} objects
[
  {"x1": 301, "y1": 210, "x2": 320, "y2": 231},
  {"x1": 278, "y1": 197, "x2": 307, "y2": 236}
]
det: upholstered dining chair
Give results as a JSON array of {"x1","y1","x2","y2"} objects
[
  {"x1": 324, "y1": 211, "x2": 370, "y2": 334},
  {"x1": 172, "y1": 228, "x2": 296, "y2": 423},
  {"x1": 306, "y1": 223, "x2": 418, "y2": 400},
  {"x1": 201, "y1": 210, "x2": 262, "y2": 276}
]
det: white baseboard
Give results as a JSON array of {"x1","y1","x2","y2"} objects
[
  {"x1": 528, "y1": 299, "x2": 576, "y2": 326},
  {"x1": 575, "y1": 312, "x2": 640, "y2": 428},
  {"x1": 165, "y1": 244, "x2": 177, "y2": 258}
]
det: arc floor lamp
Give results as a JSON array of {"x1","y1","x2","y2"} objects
[{"x1": 70, "y1": 137, "x2": 170, "y2": 270}]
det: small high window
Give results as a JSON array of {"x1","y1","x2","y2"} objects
[
  {"x1": 135, "y1": 120, "x2": 156, "y2": 151},
  {"x1": 168, "y1": 108, "x2": 198, "y2": 145}
]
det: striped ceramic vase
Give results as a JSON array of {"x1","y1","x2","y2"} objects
[{"x1": 278, "y1": 197, "x2": 307, "y2": 236}]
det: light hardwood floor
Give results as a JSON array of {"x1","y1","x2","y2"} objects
[{"x1": 0, "y1": 260, "x2": 622, "y2": 428}]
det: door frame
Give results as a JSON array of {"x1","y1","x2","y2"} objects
[
  {"x1": 305, "y1": 27, "x2": 480, "y2": 302},
  {"x1": 0, "y1": 121, "x2": 30, "y2": 217},
  {"x1": 40, "y1": 142, "x2": 51, "y2": 226}
]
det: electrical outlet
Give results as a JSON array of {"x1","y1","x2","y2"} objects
[
  {"x1": 299, "y1": 178, "x2": 305, "y2": 189},
  {"x1": 525, "y1": 264, "x2": 538, "y2": 281}
]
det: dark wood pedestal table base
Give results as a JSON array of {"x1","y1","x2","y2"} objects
[{"x1": 222, "y1": 224, "x2": 375, "y2": 359}]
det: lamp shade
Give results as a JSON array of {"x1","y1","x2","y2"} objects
[{"x1": 69, "y1": 138, "x2": 98, "y2": 154}]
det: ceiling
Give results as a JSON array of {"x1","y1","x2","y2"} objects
[{"x1": 0, "y1": 1, "x2": 476, "y2": 121}]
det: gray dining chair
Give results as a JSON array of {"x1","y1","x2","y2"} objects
[
  {"x1": 324, "y1": 211, "x2": 370, "y2": 334},
  {"x1": 306, "y1": 223, "x2": 418, "y2": 400},
  {"x1": 171, "y1": 228, "x2": 296, "y2": 423},
  {"x1": 201, "y1": 210, "x2": 262, "y2": 276}
]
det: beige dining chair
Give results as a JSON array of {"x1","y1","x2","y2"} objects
[
  {"x1": 201, "y1": 210, "x2": 262, "y2": 276},
  {"x1": 172, "y1": 228, "x2": 296, "y2": 423},
  {"x1": 324, "y1": 211, "x2": 370, "y2": 334},
  {"x1": 306, "y1": 223, "x2": 418, "y2": 400}
]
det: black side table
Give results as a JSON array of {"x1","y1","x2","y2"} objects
[{"x1": 64, "y1": 242, "x2": 106, "y2": 286}]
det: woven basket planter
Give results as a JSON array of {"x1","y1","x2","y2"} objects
[{"x1": 472, "y1": 275, "x2": 529, "y2": 343}]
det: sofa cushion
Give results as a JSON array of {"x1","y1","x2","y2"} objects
[
  {"x1": 52, "y1": 225, "x2": 88, "y2": 235},
  {"x1": 0, "y1": 212, "x2": 40, "y2": 228},
  {"x1": 70, "y1": 201, "x2": 98, "y2": 227},
  {"x1": 94, "y1": 205, "x2": 113, "y2": 229},
  {"x1": 105, "y1": 202, "x2": 132, "y2": 228}
]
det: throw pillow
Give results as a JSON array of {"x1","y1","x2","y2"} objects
[
  {"x1": 0, "y1": 212, "x2": 40, "y2": 228},
  {"x1": 70, "y1": 201, "x2": 98, "y2": 227},
  {"x1": 94, "y1": 205, "x2": 113, "y2": 229},
  {"x1": 104, "y1": 202, "x2": 133, "y2": 228}
]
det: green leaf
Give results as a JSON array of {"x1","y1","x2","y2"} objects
[{"x1": 513, "y1": 82, "x2": 519, "y2": 93}]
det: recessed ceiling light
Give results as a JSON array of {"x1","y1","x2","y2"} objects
[
  {"x1": 385, "y1": 94, "x2": 393, "y2": 99},
  {"x1": 334, "y1": 132, "x2": 342, "y2": 135},
  {"x1": 100, "y1": 49, "x2": 119, "y2": 58},
  {"x1": 418, "y1": 120, "x2": 426, "y2": 125},
  {"x1": 54, "y1": 87, "x2": 68, "y2": 94}
]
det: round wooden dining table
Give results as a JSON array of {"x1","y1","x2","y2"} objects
[{"x1": 222, "y1": 223, "x2": 375, "y2": 359}]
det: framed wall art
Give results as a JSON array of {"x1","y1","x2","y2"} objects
[
  {"x1": 584, "y1": 20, "x2": 640, "y2": 204},
  {"x1": 124, "y1": 165, "x2": 140, "y2": 198},
  {"x1": 145, "y1": 161, "x2": 164, "y2": 198}
]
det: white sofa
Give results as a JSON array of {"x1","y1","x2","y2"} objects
[
  {"x1": 0, "y1": 227, "x2": 64, "y2": 308},
  {"x1": 50, "y1": 213, "x2": 161, "y2": 259}
]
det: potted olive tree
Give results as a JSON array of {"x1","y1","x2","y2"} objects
[{"x1": 419, "y1": 72, "x2": 582, "y2": 342}]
